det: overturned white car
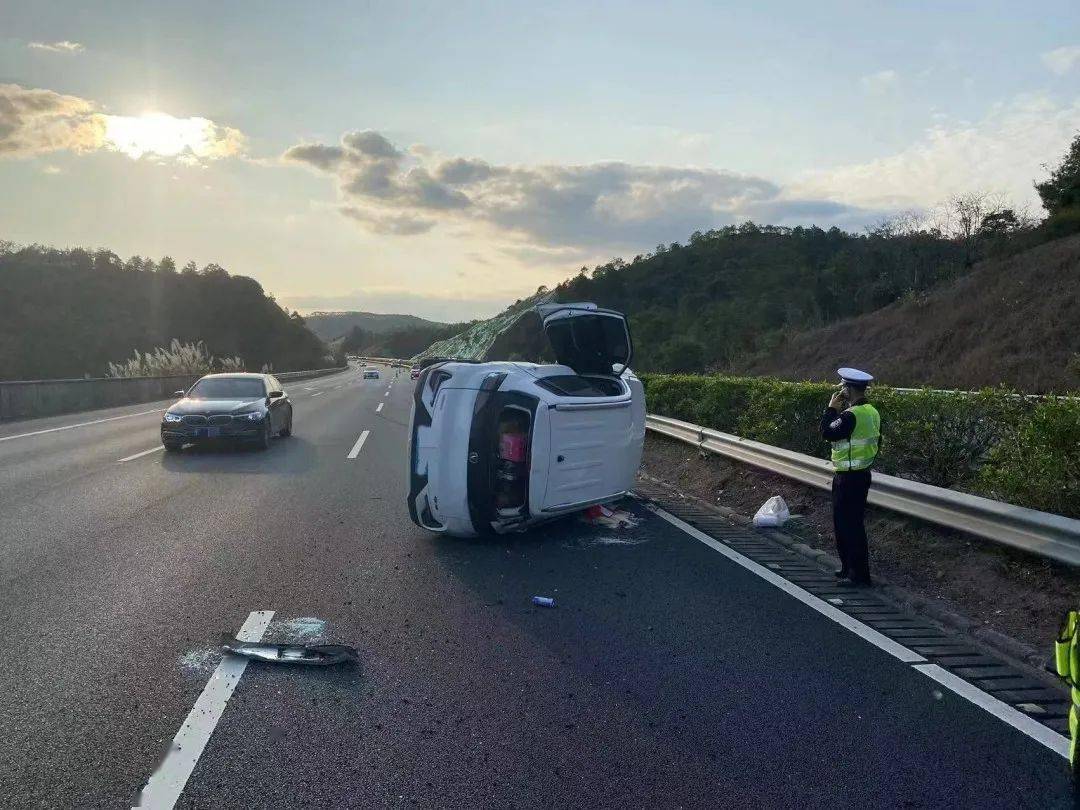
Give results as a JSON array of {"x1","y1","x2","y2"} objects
[{"x1": 407, "y1": 303, "x2": 645, "y2": 537}]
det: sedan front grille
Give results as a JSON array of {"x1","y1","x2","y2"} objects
[{"x1": 181, "y1": 414, "x2": 236, "y2": 426}]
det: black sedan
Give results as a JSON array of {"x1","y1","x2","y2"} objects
[{"x1": 161, "y1": 373, "x2": 292, "y2": 451}]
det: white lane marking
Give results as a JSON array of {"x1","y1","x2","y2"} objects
[
  {"x1": 914, "y1": 664, "x2": 1069, "y2": 758},
  {"x1": 651, "y1": 504, "x2": 1072, "y2": 759},
  {"x1": 347, "y1": 430, "x2": 370, "y2": 459},
  {"x1": 383, "y1": 390, "x2": 390, "y2": 398},
  {"x1": 649, "y1": 505, "x2": 924, "y2": 663},
  {"x1": 376, "y1": 402, "x2": 384, "y2": 413},
  {"x1": 118, "y1": 446, "x2": 165, "y2": 463},
  {"x1": 311, "y1": 392, "x2": 324, "y2": 397},
  {"x1": 0, "y1": 408, "x2": 166, "y2": 444},
  {"x1": 303, "y1": 386, "x2": 314, "y2": 391},
  {"x1": 134, "y1": 610, "x2": 274, "y2": 809}
]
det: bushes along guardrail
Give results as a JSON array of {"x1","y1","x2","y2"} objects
[{"x1": 640, "y1": 373, "x2": 1080, "y2": 518}]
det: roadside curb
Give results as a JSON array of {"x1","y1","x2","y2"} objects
[{"x1": 635, "y1": 471, "x2": 1053, "y2": 680}]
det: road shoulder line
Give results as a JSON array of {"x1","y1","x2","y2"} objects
[
  {"x1": 649, "y1": 504, "x2": 925, "y2": 663},
  {"x1": 650, "y1": 503, "x2": 1071, "y2": 760},
  {"x1": 913, "y1": 663, "x2": 1070, "y2": 758}
]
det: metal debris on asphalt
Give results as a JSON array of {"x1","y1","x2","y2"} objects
[
  {"x1": 581, "y1": 504, "x2": 640, "y2": 529},
  {"x1": 220, "y1": 635, "x2": 358, "y2": 666}
]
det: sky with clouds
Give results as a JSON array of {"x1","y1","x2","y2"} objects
[{"x1": 2, "y1": 0, "x2": 1079, "y2": 321}]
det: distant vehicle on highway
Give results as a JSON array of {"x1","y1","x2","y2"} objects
[
  {"x1": 410, "y1": 367, "x2": 420, "y2": 380},
  {"x1": 161, "y1": 373, "x2": 292, "y2": 451},
  {"x1": 407, "y1": 303, "x2": 644, "y2": 537},
  {"x1": 363, "y1": 367, "x2": 381, "y2": 379}
]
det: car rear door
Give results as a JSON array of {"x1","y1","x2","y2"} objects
[{"x1": 536, "y1": 303, "x2": 632, "y2": 375}]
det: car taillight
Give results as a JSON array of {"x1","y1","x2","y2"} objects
[{"x1": 428, "y1": 369, "x2": 451, "y2": 395}]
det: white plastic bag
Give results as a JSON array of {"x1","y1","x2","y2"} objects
[{"x1": 752, "y1": 495, "x2": 790, "y2": 528}]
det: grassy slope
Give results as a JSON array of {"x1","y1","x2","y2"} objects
[{"x1": 734, "y1": 234, "x2": 1080, "y2": 392}]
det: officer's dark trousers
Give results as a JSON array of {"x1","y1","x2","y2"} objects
[{"x1": 832, "y1": 469, "x2": 872, "y2": 583}]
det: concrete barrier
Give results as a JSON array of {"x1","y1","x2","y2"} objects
[{"x1": 0, "y1": 366, "x2": 348, "y2": 422}]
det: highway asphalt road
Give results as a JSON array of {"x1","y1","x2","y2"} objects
[{"x1": 0, "y1": 363, "x2": 1072, "y2": 808}]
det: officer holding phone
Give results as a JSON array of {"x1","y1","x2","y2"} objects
[{"x1": 820, "y1": 368, "x2": 880, "y2": 587}]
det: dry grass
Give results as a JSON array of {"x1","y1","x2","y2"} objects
[{"x1": 735, "y1": 234, "x2": 1080, "y2": 393}]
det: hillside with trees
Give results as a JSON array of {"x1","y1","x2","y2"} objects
[
  {"x1": 733, "y1": 233, "x2": 1080, "y2": 392},
  {"x1": 337, "y1": 319, "x2": 476, "y2": 360},
  {"x1": 419, "y1": 134, "x2": 1080, "y2": 391},
  {"x1": 303, "y1": 311, "x2": 447, "y2": 341},
  {"x1": 0, "y1": 245, "x2": 331, "y2": 380}
]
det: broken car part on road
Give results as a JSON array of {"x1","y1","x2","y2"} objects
[{"x1": 220, "y1": 635, "x2": 358, "y2": 666}]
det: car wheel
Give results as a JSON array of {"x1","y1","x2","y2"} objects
[
  {"x1": 280, "y1": 410, "x2": 292, "y2": 438},
  {"x1": 162, "y1": 441, "x2": 182, "y2": 452}
]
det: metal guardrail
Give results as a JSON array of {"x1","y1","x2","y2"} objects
[
  {"x1": 646, "y1": 413, "x2": 1080, "y2": 567},
  {"x1": 276, "y1": 366, "x2": 348, "y2": 381}
]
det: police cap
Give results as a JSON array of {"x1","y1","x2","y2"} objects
[{"x1": 838, "y1": 367, "x2": 874, "y2": 388}]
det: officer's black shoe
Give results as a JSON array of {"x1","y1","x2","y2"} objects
[
  {"x1": 837, "y1": 577, "x2": 873, "y2": 588},
  {"x1": 834, "y1": 568, "x2": 850, "y2": 580}
]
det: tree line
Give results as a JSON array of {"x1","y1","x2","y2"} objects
[
  {"x1": 339, "y1": 320, "x2": 477, "y2": 359},
  {"x1": 545, "y1": 134, "x2": 1080, "y2": 374},
  {"x1": 0, "y1": 246, "x2": 332, "y2": 380}
]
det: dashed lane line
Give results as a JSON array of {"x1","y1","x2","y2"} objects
[
  {"x1": 347, "y1": 430, "x2": 370, "y2": 459},
  {"x1": 311, "y1": 392, "x2": 324, "y2": 397},
  {"x1": 134, "y1": 610, "x2": 274, "y2": 809},
  {"x1": 118, "y1": 446, "x2": 165, "y2": 463},
  {"x1": 0, "y1": 408, "x2": 166, "y2": 444},
  {"x1": 376, "y1": 402, "x2": 384, "y2": 413}
]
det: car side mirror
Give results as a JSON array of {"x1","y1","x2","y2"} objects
[
  {"x1": 173, "y1": 390, "x2": 186, "y2": 398},
  {"x1": 269, "y1": 390, "x2": 284, "y2": 399}
]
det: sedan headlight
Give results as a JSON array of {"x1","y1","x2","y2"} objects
[
  {"x1": 235, "y1": 410, "x2": 265, "y2": 421},
  {"x1": 163, "y1": 412, "x2": 183, "y2": 423}
]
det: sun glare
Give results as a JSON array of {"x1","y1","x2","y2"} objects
[{"x1": 102, "y1": 112, "x2": 241, "y2": 162}]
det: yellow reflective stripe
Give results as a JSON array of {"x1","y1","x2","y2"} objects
[{"x1": 1058, "y1": 640, "x2": 1072, "y2": 678}]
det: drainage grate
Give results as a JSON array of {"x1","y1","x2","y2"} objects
[{"x1": 633, "y1": 483, "x2": 1070, "y2": 737}]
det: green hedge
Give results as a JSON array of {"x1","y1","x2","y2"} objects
[{"x1": 641, "y1": 373, "x2": 1080, "y2": 518}]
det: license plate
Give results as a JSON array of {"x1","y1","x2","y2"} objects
[{"x1": 197, "y1": 427, "x2": 219, "y2": 439}]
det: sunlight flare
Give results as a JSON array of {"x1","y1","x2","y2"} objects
[{"x1": 102, "y1": 112, "x2": 243, "y2": 162}]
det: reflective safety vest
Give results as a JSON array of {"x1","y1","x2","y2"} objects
[
  {"x1": 1056, "y1": 610, "x2": 1080, "y2": 769},
  {"x1": 830, "y1": 402, "x2": 880, "y2": 472}
]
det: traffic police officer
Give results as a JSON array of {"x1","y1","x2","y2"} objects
[
  {"x1": 820, "y1": 368, "x2": 880, "y2": 587},
  {"x1": 1056, "y1": 609, "x2": 1080, "y2": 787}
]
